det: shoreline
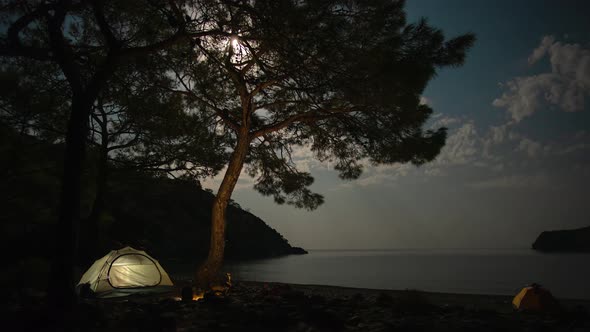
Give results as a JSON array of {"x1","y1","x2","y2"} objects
[{"x1": 236, "y1": 280, "x2": 590, "y2": 313}]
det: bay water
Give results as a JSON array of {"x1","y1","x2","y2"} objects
[{"x1": 224, "y1": 249, "x2": 590, "y2": 300}]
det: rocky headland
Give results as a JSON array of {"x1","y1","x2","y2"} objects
[{"x1": 532, "y1": 226, "x2": 590, "y2": 252}]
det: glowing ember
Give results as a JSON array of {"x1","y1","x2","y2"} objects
[{"x1": 192, "y1": 292, "x2": 204, "y2": 301}]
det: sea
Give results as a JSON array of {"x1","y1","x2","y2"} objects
[{"x1": 222, "y1": 249, "x2": 590, "y2": 300}]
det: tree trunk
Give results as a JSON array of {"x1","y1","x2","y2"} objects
[
  {"x1": 195, "y1": 130, "x2": 251, "y2": 289},
  {"x1": 47, "y1": 94, "x2": 92, "y2": 314},
  {"x1": 79, "y1": 150, "x2": 107, "y2": 265},
  {"x1": 80, "y1": 113, "x2": 109, "y2": 266}
]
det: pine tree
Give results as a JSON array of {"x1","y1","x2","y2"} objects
[{"x1": 164, "y1": 0, "x2": 475, "y2": 287}]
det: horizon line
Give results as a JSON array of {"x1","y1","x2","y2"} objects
[{"x1": 303, "y1": 247, "x2": 533, "y2": 251}]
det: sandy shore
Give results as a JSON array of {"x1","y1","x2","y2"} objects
[
  {"x1": 245, "y1": 281, "x2": 590, "y2": 313},
  {"x1": 7, "y1": 280, "x2": 590, "y2": 331}
]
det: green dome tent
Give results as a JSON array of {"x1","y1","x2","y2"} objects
[{"x1": 78, "y1": 246, "x2": 174, "y2": 298}]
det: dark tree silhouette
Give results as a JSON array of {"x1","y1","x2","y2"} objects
[
  {"x1": 1, "y1": 58, "x2": 228, "y2": 265},
  {"x1": 0, "y1": 0, "x2": 223, "y2": 316},
  {"x1": 81, "y1": 63, "x2": 227, "y2": 264},
  {"x1": 165, "y1": 0, "x2": 475, "y2": 287}
]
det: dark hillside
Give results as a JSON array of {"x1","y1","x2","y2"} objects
[
  {"x1": 105, "y1": 170, "x2": 306, "y2": 262},
  {"x1": 1, "y1": 126, "x2": 306, "y2": 271}
]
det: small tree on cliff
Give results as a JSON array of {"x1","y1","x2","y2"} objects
[{"x1": 168, "y1": 0, "x2": 475, "y2": 286}]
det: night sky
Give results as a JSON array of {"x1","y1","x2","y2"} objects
[{"x1": 204, "y1": 1, "x2": 590, "y2": 250}]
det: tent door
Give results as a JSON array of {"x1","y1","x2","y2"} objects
[{"x1": 107, "y1": 253, "x2": 162, "y2": 288}]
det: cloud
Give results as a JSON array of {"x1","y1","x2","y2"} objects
[
  {"x1": 340, "y1": 162, "x2": 414, "y2": 188},
  {"x1": 434, "y1": 121, "x2": 479, "y2": 165},
  {"x1": 336, "y1": 117, "x2": 478, "y2": 188},
  {"x1": 493, "y1": 35, "x2": 590, "y2": 122},
  {"x1": 419, "y1": 96, "x2": 431, "y2": 106},
  {"x1": 528, "y1": 35, "x2": 556, "y2": 64},
  {"x1": 547, "y1": 130, "x2": 590, "y2": 155},
  {"x1": 515, "y1": 138, "x2": 544, "y2": 158},
  {"x1": 558, "y1": 142, "x2": 590, "y2": 155},
  {"x1": 492, "y1": 74, "x2": 565, "y2": 121},
  {"x1": 482, "y1": 123, "x2": 518, "y2": 158},
  {"x1": 424, "y1": 168, "x2": 445, "y2": 176},
  {"x1": 468, "y1": 173, "x2": 549, "y2": 189},
  {"x1": 333, "y1": 35, "x2": 590, "y2": 192},
  {"x1": 352, "y1": 115, "x2": 517, "y2": 185},
  {"x1": 291, "y1": 145, "x2": 317, "y2": 172},
  {"x1": 430, "y1": 115, "x2": 461, "y2": 128},
  {"x1": 489, "y1": 124, "x2": 510, "y2": 144}
]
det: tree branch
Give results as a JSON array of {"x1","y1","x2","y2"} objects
[
  {"x1": 164, "y1": 73, "x2": 241, "y2": 131},
  {"x1": 107, "y1": 134, "x2": 141, "y2": 151},
  {"x1": 251, "y1": 106, "x2": 359, "y2": 138},
  {"x1": 91, "y1": 0, "x2": 121, "y2": 49},
  {"x1": 255, "y1": 99, "x2": 308, "y2": 110},
  {"x1": 119, "y1": 29, "x2": 220, "y2": 58},
  {"x1": 1, "y1": 2, "x2": 84, "y2": 61}
]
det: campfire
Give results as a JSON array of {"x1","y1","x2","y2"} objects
[{"x1": 180, "y1": 273, "x2": 232, "y2": 302}]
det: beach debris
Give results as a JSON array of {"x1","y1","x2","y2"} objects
[
  {"x1": 347, "y1": 315, "x2": 361, "y2": 326},
  {"x1": 207, "y1": 272, "x2": 232, "y2": 297},
  {"x1": 393, "y1": 289, "x2": 435, "y2": 314},
  {"x1": 375, "y1": 292, "x2": 394, "y2": 307},
  {"x1": 304, "y1": 306, "x2": 345, "y2": 331}
]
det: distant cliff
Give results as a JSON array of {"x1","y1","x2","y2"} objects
[{"x1": 532, "y1": 226, "x2": 590, "y2": 252}]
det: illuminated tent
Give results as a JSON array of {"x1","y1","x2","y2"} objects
[
  {"x1": 512, "y1": 284, "x2": 559, "y2": 312},
  {"x1": 78, "y1": 246, "x2": 173, "y2": 297}
]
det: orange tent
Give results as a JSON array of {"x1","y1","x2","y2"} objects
[{"x1": 512, "y1": 284, "x2": 559, "y2": 312}]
